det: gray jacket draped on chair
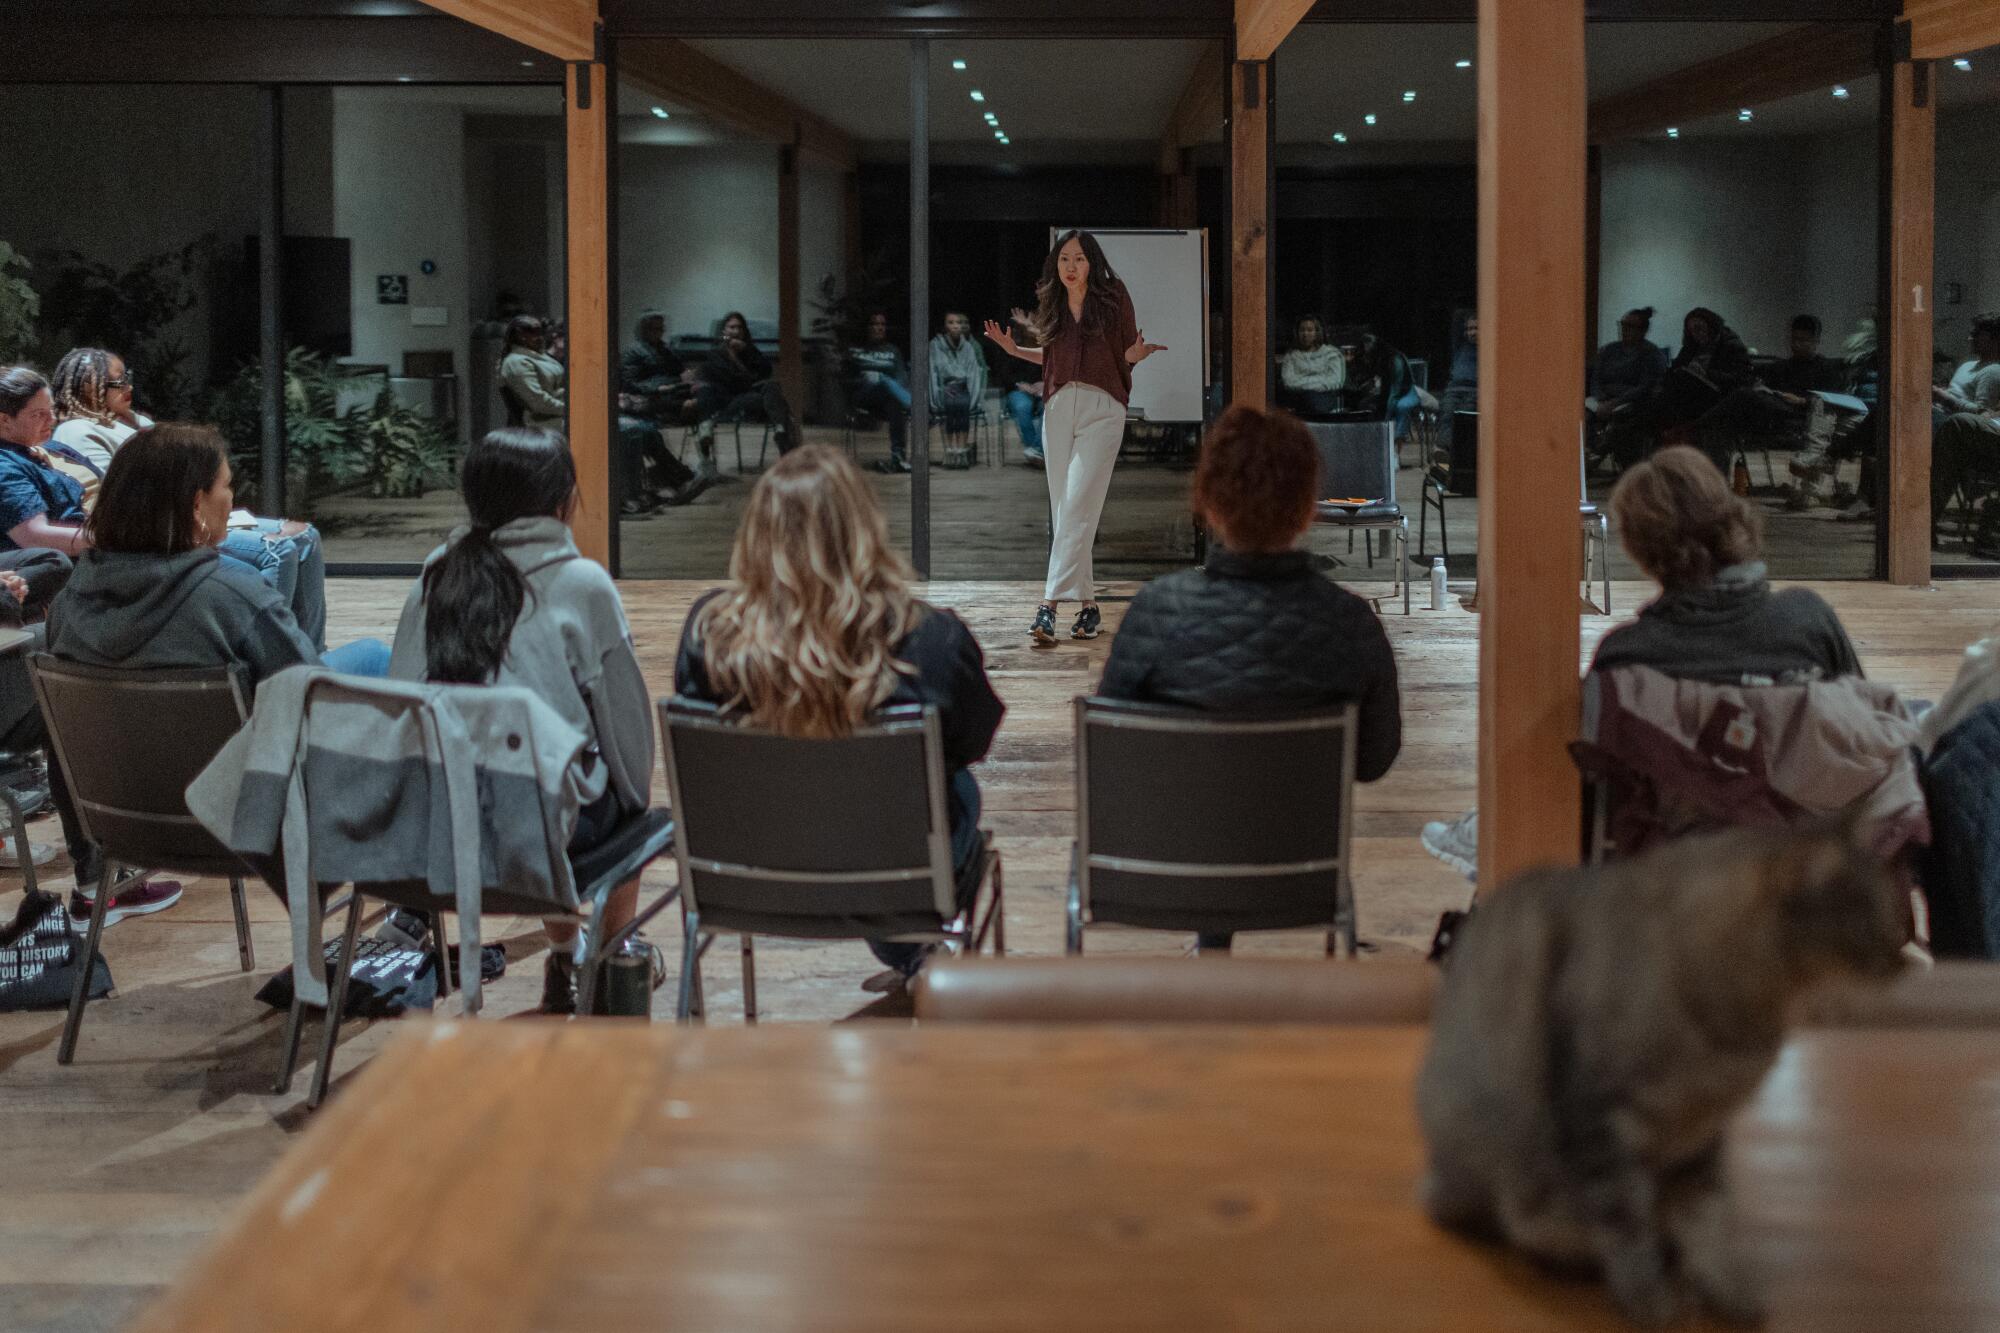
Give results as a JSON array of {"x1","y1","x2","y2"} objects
[{"x1": 186, "y1": 669, "x2": 587, "y2": 1008}]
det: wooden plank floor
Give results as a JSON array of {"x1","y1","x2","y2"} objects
[{"x1": 1, "y1": 575, "x2": 1996, "y2": 1330}]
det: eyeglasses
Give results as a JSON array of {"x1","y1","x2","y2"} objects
[{"x1": 105, "y1": 376, "x2": 133, "y2": 389}]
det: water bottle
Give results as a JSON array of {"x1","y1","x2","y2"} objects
[
  {"x1": 1429, "y1": 557, "x2": 1447, "y2": 611},
  {"x1": 599, "y1": 937, "x2": 654, "y2": 1018}
]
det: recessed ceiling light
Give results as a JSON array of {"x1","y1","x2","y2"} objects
[
  {"x1": 1954, "y1": 57, "x2": 1973, "y2": 71},
  {"x1": 969, "y1": 89, "x2": 985, "y2": 102},
  {"x1": 1455, "y1": 59, "x2": 1471, "y2": 69},
  {"x1": 1666, "y1": 127, "x2": 1679, "y2": 138},
  {"x1": 1364, "y1": 113, "x2": 1377, "y2": 125},
  {"x1": 1332, "y1": 132, "x2": 1348, "y2": 143},
  {"x1": 519, "y1": 60, "x2": 535, "y2": 68},
  {"x1": 952, "y1": 59, "x2": 967, "y2": 71},
  {"x1": 396, "y1": 76, "x2": 412, "y2": 83},
  {"x1": 1738, "y1": 107, "x2": 1753, "y2": 121},
  {"x1": 998, "y1": 135, "x2": 1010, "y2": 145},
  {"x1": 1832, "y1": 85, "x2": 1849, "y2": 98},
  {"x1": 1402, "y1": 90, "x2": 1417, "y2": 102},
  {"x1": 984, "y1": 112, "x2": 997, "y2": 123},
  {"x1": 651, "y1": 107, "x2": 670, "y2": 119}
]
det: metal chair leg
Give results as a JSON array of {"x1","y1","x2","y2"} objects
[
  {"x1": 3, "y1": 789, "x2": 37, "y2": 899},
  {"x1": 308, "y1": 891, "x2": 364, "y2": 1110},
  {"x1": 676, "y1": 911, "x2": 702, "y2": 1023},
  {"x1": 990, "y1": 856, "x2": 1005, "y2": 956},
  {"x1": 57, "y1": 859, "x2": 116, "y2": 1065},
  {"x1": 1399, "y1": 521, "x2": 1412, "y2": 616},
  {"x1": 1065, "y1": 876, "x2": 1084, "y2": 956},
  {"x1": 229, "y1": 877, "x2": 254, "y2": 972},
  {"x1": 1598, "y1": 514, "x2": 1612, "y2": 614},
  {"x1": 740, "y1": 935, "x2": 757, "y2": 1024},
  {"x1": 276, "y1": 995, "x2": 306, "y2": 1095}
]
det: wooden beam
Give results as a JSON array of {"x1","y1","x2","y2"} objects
[
  {"x1": 1229, "y1": 58, "x2": 1272, "y2": 412},
  {"x1": 777, "y1": 143, "x2": 805, "y2": 429},
  {"x1": 1588, "y1": 23, "x2": 1876, "y2": 146},
  {"x1": 620, "y1": 39, "x2": 856, "y2": 172},
  {"x1": 565, "y1": 61, "x2": 613, "y2": 569},
  {"x1": 1883, "y1": 59, "x2": 1935, "y2": 587},
  {"x1": 1476, "y1": 0, "x2": 1586, "y2": 889},
  {"x1": 1904, "y1": 0, "x2": 2000, "y2": 61},
  {"x1": 1159, "y1": 40, "x2": 1226, "y2": 175},
  {"x1": 423, "y1": 0, "x2": 597, "y2": 62},
  {"x1": 1235, "y1": 0, "x2": 1314, "y2": 61}
]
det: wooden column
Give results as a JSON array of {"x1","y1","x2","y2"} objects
[
  {"x1": 1229, "y1": 58, "x2": 1272, "y2": 412},
  {"x1": 1883, "y1": 56, "x2": 1934, "y2": 586},
  {"x1": 777, "y1": 141, "x2": 804, "y2": 428},
  {"x1": 564, "y1": 60, "x2": 612, "y2": 568},
  {"x1": 1475, "y1": 0, "x2": 1586, "y2": 890}
]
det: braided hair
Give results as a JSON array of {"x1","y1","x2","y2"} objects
[{"x1": 51, "y1": 348, "x2": 117, "y2": 427}]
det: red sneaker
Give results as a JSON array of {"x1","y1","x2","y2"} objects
[{"x1": 69, "y1": 878, "x2": 184, "y2": 929}]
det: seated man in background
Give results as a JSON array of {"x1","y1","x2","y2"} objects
[
  {"x1": 1931, "y1": 312, "x2": 2000, "y2": 549},
  {"x1": 848, "y1": 311, "x2": 912, "y2": 474},
  {"x1": 616, "y1": 311, "x2": 713, "y2": 508},
  {"x1": 1591, "y1": 306, "x2": 1670, "y2": 470},
  {"x1": 1007, "y1": 377, "x2": 1045, "y2": 468},
  {"x1": 1098, "y1": 404, "x2": 1403, "y2": 953},
  {"x1": 1437, "y1": 310, "x2": 1479, "y2": 419},
  {"x1": 690, "y1": 311, "x2": 799, "y2": 467},
  {"x1": 929, "y1": 310, "x2": 988, "y2": 464},
  {"x1": 1275, "y1": 314, "x2": 1346, "y2": 420}
]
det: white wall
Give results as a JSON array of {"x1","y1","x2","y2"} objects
[
  {"x1": 1599, "y1": 134, "x2": 1877, "y2": 357},
  {"x1": 617, "y1": 143, "x2": 846, "y2": 341},
  {"x1": 1935, "y1": 102, "x2": 2000, "y2": 353}
]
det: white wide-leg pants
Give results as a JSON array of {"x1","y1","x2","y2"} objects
[{"x1": 1041, "y1": 382, "x2": 1125, "y2": 604}]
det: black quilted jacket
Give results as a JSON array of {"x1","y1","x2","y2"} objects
[{"x1": 1098, "y1": 548, "x2": 1402, "y2": 782}]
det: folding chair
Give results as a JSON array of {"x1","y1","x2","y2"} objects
[
  {"x1": 1307, "y1": 420, "x2": 1411, "y2": 615},
  {"x1": 1069, "y1": 697, "x2": 1362, "y2": 957}
]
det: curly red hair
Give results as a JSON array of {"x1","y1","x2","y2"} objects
[{"x1": 1191, "y1": 404, "x2": 1319, "y2": 552}]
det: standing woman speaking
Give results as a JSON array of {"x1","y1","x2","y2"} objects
[{"x1": 985, "y1": 231, "x2": 1164, "y2": 645}]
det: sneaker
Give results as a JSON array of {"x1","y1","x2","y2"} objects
[
  {"x1": 374, "y1": 908, "x2": 431, "y2": 951},
  {"x1": 1021, "y1": 449, "x2": 1045, "y2": 470},
  {"x1": 1070, "y1": 605, "x2": 1102, "y2": 640},
  {"x1": 1420, "y1": 811, "x2": 1478, "y2": 882},
  {"x1": 663, "y1": 472, "x2": 718, "y2": 506},
  {"x1": 68, "y1": 877, "x2": 184, "y2": 930},
  {"x1": 1030, "y1": 604, "x2": 1058, "y2": 647},
  {"x1": 541, "y1": 951, "x2": 577, "y2": 1016}
]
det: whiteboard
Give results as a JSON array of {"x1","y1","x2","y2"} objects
[{"x1": 1052, "y1": 227, "x2": 1209, "y2": 424}]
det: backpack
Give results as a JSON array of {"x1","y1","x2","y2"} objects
[{"x1": 0, "y1": 889, "x2": 113, "y2": 1011}]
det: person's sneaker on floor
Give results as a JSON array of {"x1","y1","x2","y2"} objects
[
  {"x1": 1030, "y1": 603, "x2": 1058, "y2": 647},
  {"x1": 69, "y1": 876, "x2": 184, "y2": 929},
  {"x1": 1071, "y1": 604, "x2": 1102, "y2": 640},
  {"x1": 664, "y1": 472, "x2": 719, "y2": 506},
  {"x1": 1420, "y1": 810, "x2": 1478, "y2": 881},
  {"x1": 541, "y1": 951, "x2": 577, "y2": 1016},
  {"x1": 1021, "y1": 449, "x2": 1045, "y2": 469}
]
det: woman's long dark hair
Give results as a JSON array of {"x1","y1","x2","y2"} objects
[
  {"x1": 1027, "y1": 230, "x2": 1122, "y2": 345},
  {"x1": 422, "y1": 426, "x2": 577, "y2": 684},
  {"x1": 89, "y1": 423, "x2": 227, "y2": 554}
]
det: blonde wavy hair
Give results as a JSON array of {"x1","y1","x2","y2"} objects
[{"x1": 694, "y1": 444, "x2": 922, "y2": 737}]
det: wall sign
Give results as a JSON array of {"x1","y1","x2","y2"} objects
[{"x1": 377, "y1": 274, "x2": 409, "y2": 305}]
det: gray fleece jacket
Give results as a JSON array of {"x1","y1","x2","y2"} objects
[
  {"x1": 388, "y1": 516, "x2": 654, "y2": 817},
  {"x1": 47, "y1": 547, "x2": 317, "y2": 689}
]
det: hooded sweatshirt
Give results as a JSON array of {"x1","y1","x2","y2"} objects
[
  {"x1": 928, "y1": 332, "x2": 988, "y2": 404},
  {"x1": 46, "y1": 546, "x2": 318, "y2": 690},
  {"x1": 388, "y1": 516, "x2": 653, "y2": 816},
  {"x1": 1590, "y1": 561, "x2": 1860, "y2": 685}
]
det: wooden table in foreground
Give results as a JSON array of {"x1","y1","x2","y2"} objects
[{"x1": 138, "y1": 1024, "x2": 2000, "y2": 1333}]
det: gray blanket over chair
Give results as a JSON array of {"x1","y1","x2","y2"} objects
[{"x1": 186, "y1": 668, "x2": 588, "y2": 1009}]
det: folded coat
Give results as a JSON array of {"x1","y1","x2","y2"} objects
[{"x1": 187, "y1": 668, "x2": 586, "y2": 1009}]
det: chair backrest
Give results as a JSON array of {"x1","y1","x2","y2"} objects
[
  {"x1": 1075, "y1": 696, "x2": 1357, "y2": 935},
  {"x1": 659, "y1": 698, "x2": 957, "y2": 938},
  {"x1": 28, "y1": 656, "x2": 250, "y2": 876},
  {"x1": 914, "y1": 957, "x2": 1436, "y2": 1024},
  {"x1": 1307, "y1": 420, "x2": 1398, "y2": 508},
  {"x1": 1448, "y1": 410, "x2": 1479, "y2": 495}
]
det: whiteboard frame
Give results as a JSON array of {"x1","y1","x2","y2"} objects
[{"x1": 1049, "y1": 226, "x2": 1211, "y2": 423}]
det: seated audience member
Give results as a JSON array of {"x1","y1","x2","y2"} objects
[
  {"x1": 1422, "y1": 444, "x2": 1862, "y2": 878},
  {"x1": 1591, "y1": 307, "x2": 1669, "y2": 420},
  {"x1": 1698, "y1": 314, "x2": 1847, "y2": 449},
  {"x1": 53, "y1": 347, "x2": 334, "y2": 648},
  {"x1": 1763, "y1": 314, "x2": 1846, "y2": 398},
  {"x1": 929, "y1": 310, "x2": 989, "y2": 444},
  {"x1": 1438, "y1": 310, "x2": 1479, "y2": 418},
  {"x1": 1098, "y1": 405, "x2": 1403, "y2": 952},
  {"x1": 1276, "y1": 314, "x2": 1347, "y2": 419},
  {"x1": 389, "y1": 426, "x2": 655, "y2": 1015},
  {"x1": 1007, "y1": 377, "x2": 1046, "y2": 467},
  {"x1": 45, "y1": 424, "x2": 390, "y2": 925},
  {"x1": 674, "y1": 444, "x2": 1002, "y2": 990},
  {"x1": 847, "y1": 311, "x2": 913, "y2": 474},
  {"x1": 1647, "y1": 307, "x2": 1754, "y2": 468},
  {"x1": 0, "y1": 368, "x2": 87, "y2": 615},
  {"x1": 501, "y1": 314, "x2": 708, "y2": 513},
  {"x1": 1346, "y1": 330, "x2": 1421, "y2": 440},
  {"x1": 1930, "y1": 313, "x2": 2000, "y2": 548},
  {"x1": 619, "y1": 310, "x2": 695, "y2": 425},
  {"x1": 689, "y1": 311, "x2": 800, "y2": 465}
]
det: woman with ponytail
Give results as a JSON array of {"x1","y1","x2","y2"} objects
[{"x1": 388, "y1": 426, "x2": 656, "y2": 1014}]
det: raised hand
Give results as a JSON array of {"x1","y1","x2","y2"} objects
[
  {"x1": 1010, "y1": 306, "x2": 1032, "y2": 328},
  {"x1": 983, "y1": 318, "x2": 1019, "y2": 358},
  {"x1": 1127, "y1": 329, "x2": 1168, "y2": 365}
]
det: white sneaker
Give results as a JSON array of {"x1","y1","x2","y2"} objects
[{"x1": 1420, "y1": 810, "x2": 1478, "y2": 881}]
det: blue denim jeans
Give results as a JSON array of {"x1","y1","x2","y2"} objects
[
  {"x1": 218, "y1": 520, "x2": 327, "y2": 652},
  {"x1": 1006, "y1": 388, "x2": 1044, "y2": 454},
  {"x1": 868, "y1": 768, "x2": 983, "y2": 974},
  {"x1": 322, "y1": 637, "x2": 391, "y2": 677},
  {"x1": 853, "y1": 378, "x2": 910, "y2": 457}
]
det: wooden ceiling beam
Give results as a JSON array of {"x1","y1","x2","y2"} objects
[
  {"x1": 1903, "y1": 0, "x2": 2000, "y2": 61},
  {"x1": 422, "y1": 0, "x2": 598, "y2": 62},
  {"x1": 1159, "y1": 40, "x2": 1226, "y2": 174},
  {"x1": 1235, "y1": 0, "x2": 1315, "y2": 61},
  {"x1": 619, "y1": 39, "x2": 857, "y2": 172},
  {"x1": 1588, "y1": 22, "x2": 1877, "y2": 145}
]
